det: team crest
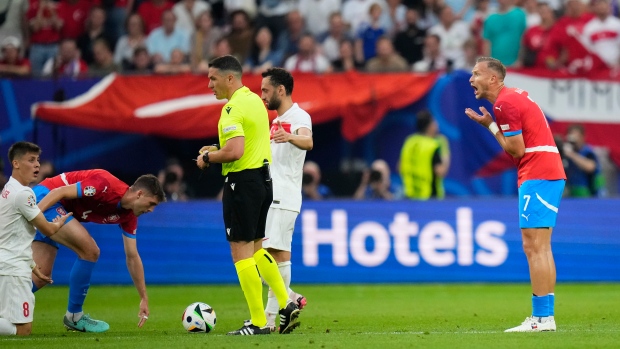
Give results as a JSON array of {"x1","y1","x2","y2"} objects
[
  {"x1": 26, "y1": 194, "x2": 36, "y2": 207},
  {"x1": 56, "y1": 207, "x2": 67, "y2": 215},
  {"x1": 84, "y1": 186, "x2": 97, "y2": 196},
  {"x1": 107, "y1": 214, "x2": 120, "y2": 222}
]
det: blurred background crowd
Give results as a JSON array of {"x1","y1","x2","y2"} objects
[{"x1": 1, "y1": 0, "x2": 619, "y2": 78}]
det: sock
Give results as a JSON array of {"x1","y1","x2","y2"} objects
[
  {"x1": 65, "y1": 311, "x2": 84, "y2": 322},
  {"x1": 253, "y1": 249, "x2": 288, "y2": 309},
  {"x1": 548, "y1": 293, "x2": 555, "y2": 317},
  {"x1": 68, "y1": 259, "x2": 96, "y2": 313},
  {"x1": 264, "y1": 261, "x2": 293, "y2": 326},
  {"x1": 235, "y1": 258, "x2": 266, "y2": 328},
  {"x1": 532, "y1": 294, "x2": 550, "y2": 318},
  {"x1": 0, "y1": 318, "x2": 17, "y2": 335},
  {"x1": 32, "y1": 282, "x2": 38, "y2": 293}
]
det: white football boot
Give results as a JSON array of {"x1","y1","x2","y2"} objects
[{"x1": 504, "y1": 316, "x2": 556, "y2": 332}]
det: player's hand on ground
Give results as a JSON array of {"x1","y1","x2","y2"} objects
[
  {"x1": 33, "y1": 266, "x2": 53, "y2": 284},
  {"x1": 465, "y1": 106, "x2": 494, "y2": 128},
  {"x1": 272, "y1": 120, "x2": 291, "y2": 143},
  {"x1": 137, "y1": 299, "x2": 149, "y2": 328}
]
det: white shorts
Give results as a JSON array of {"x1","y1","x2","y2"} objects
[
  {"x1": 263, "y1": 207, "x2": 298, "y2": 252},
  {"x1": 0, "y1": 275, "x2": 35, "y2": 324}
]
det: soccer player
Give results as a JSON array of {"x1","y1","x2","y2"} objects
[
  {"x1": 260, "y1": 67, "x2": 313, "y2": 329},
  {"x1": 1, "y1": 142, "x2": 71, "y2": 336},
  {"x1": 465, "y1": 57, "x2": 566, "y2": 332},
  {"x1": 31, "y1": 169, "x2": 165, "y2": 332},
  {"x1": 196, "y1": 55, "x2": 300, "y2": 335}
]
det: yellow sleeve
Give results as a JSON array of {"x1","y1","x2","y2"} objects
[{"x1": 220, "y1": 103, "x2": 245, "y2": 142}]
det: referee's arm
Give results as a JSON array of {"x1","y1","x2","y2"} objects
[{"x1": 197, "y1": 137, "x2": 244, "y2": 168}]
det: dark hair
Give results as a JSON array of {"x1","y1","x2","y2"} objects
[
  {"x1": 8, "y1": 141, "x2": 41, "y2": 162},
  {"x1": 567, "y1": 124, "x2": 585, "y2": 135},
  {"x1": 132, "y1": 174, "x2": 166, "y2": 202},
  {"x1": 133, "y1": 46, "x2": 148, "y2": 57},
  {"x1": 209, "y1": 55, "x2": 242, "y2": 76},
  {"x1": 93, "y1": 37, "x2": 112, "y2": 52},
  {"x1": 416, "y1": 110, "x2": 434, "y2": 133},
  {"x1": 262, "y1": 67, "x2": 294, "y2": 95},
  {"x1": 476, "y1": 56, "x2": 506, "y2": 80},
  {"x1": 125, "y1": 12, "x2": 146, "y2": 34}
]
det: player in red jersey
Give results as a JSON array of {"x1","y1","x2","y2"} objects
[
  {"x1": 466, "y1": 57, "x2": 566, "y2": 333},
  {"x1": 31, "y1": 170, "x2": 165, "y2": 333}
]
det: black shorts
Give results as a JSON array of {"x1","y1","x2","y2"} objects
[{"x1": 222, "y1": 168, "x2": 273, "y2": 242}]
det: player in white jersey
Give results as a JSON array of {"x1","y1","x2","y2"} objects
[
  {"x1": 260, "y1": 68, "x2": 313, "y2": 330},
  {"x1": 0, "y1": 142, "x2": 71, "y2": 336},
  {"x1": 582, "y1": 0, "x2": 620, "y2": 69}
]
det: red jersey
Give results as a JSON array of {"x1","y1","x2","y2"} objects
[
  {"x1": 26, "y1": 1, "x2": 62, "y2": 44},
  {"x1": 137, "y1": 0, "x2": 174, "y2": 34},
  {"x1": 40, "y1": 169, "x2": 138, "y2": 237},
  {"x1": 493, "y1": 87, "x2": 566, "y2": 187},
  {"x1": 522, "y1": 25, "x2": 552, "y2": 68},
  {"x1": 57, "y1": 0, "x2": 93, "y2": 39}
]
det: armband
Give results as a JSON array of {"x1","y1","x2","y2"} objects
[{"x1": 488, "y1": 122, "x2": 500, "y2": 135}]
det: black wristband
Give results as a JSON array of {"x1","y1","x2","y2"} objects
[{"x1": 202, "y1": 151, "x2": 210, "y2": 165}]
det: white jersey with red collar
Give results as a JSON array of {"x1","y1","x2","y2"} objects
[{"x1": 582, "y1": 15, "x2": 620, "y2": 68}]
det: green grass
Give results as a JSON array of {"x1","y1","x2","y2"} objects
[{"x1": 2, "y1": 283, "x2": 619, "y2": 348}]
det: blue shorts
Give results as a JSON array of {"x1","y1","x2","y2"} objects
[
  {"x1": 32, "y1": 185, "x2": 74, "y2": 249},
  {"x1": 518, "y1": 179, "x2": 565, "y2": 229}
]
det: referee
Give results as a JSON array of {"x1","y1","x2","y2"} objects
[{"x1": 196, "y1": 55, "x2": 300, "y2": 336}]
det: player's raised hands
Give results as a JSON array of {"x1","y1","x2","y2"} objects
[
  {"x1": 272, "y1": 120, "x2": 291, "y2": 143},
  {"x1": 465, "y1": 106, "x2": 494, "y2": 128}
]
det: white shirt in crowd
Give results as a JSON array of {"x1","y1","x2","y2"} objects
[
  {"x1": 173, "y1": 0, "x2": 211, "y2": 36},
  {"x1": 582, "y1": 15, "x2": 620, "y2": 68},
  {"x1": 284, "y1": 53, "x2": 331, "y2": 73},
  {"x1": 298, "y1": 0, "x2": 343, "y2": 37},
  {"x1": 428, "y1": 20, "x2": 470, "y2": 63},
  {"x1": 270, "y1": 103, "x2": 313, "y2": 213},
  {"x1": 0, "y1": 177, "x2": 41, "y2": 279}
]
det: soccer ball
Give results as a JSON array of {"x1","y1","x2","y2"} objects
[{"x1": 182, "y1": 302, "x2": 216, "y2": 333}]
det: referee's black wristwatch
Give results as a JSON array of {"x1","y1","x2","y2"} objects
[{"x1": 202, "y1": 151, "x2": 210, "y2": 166}]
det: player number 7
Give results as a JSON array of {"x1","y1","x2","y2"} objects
[{"x1": 523, "y1": 195, "x2": 531, "y2": 211}]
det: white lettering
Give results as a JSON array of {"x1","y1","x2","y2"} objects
[
  {"x1": 474, "y1": 221, "x2": 508, "y2": 267},
  {"x1": 456, "y1": 207, "x2": 473, "y2": 266},
  {"x1": 350, "y1": 222, "x2": 391, "y2": 267},
  {"x1": 419, "y1": 221, "x2": 456, "y2": 267},
  {"x1": 302, "y1": 210, "x2": 348, "y2": 266},
  {"x1": 389, "y1": 213, "x2": 419, "y2": 266}
]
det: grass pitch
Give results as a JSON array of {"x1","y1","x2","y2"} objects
[{"x1": 1, "y1": 283, "x2": 619, "y2": 349}]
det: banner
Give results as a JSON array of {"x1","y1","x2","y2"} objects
[
  {"x1": 48, "y1": 199, "x2": 620, "y2": 285},
  {"x1": 31, "y1": 72, "x2": 438, "y2": 142}
]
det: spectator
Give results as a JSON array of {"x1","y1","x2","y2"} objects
[
  {"x1": 88, "y1": 38, "x2": 120, "y2": 77},
  {"x1": 0, "y1": 0, "x2": 28, "y2": 50},
  {"x1": 469, "y1": 0, "x2": 492, "y2": 56},
  {"x1": 563, "y1": 124, "x2": 604, "y2": 197},
  {"x1": 154, "y1": 48, "x2": 191, "y2": 73},
  {"x1": 412, "y1": 34, "x2": 448, "y2": 72},
  {"x1": 114, "y1": 13, "x2": 147, "y2": 69},
  {"x1": 302, "y1": 161, "x2": 333, "y2": 200},
  {"x1": 353, "y1": 159, "x2": 397, "y2": 200},
  {"x1": 138, "y1": 0, "x2": 174, "y2": 34},
  {"x1": 41, "y1": 38, "x2": 88, "y2": 77},
  {"x1": 226, "y1": 9, "x2": 254, "y2": 63},
  {"x1": 521, "y1": 0, "x2": 541, "y2": 28},
  {"x1": 254, "y1": 0, "x2": 296, "y2": 44},
  {"x1": 483, "y1": 0, "x2": 526, "y2": 66},
  {"x1": 158, "y1": 159, "x2": 189, "y2": 201},
  {"x1": 582, "y1": 0, "x2": 620, "y2": 72},
  {"x1": 284, "y1": 33, "x2": 332, "y2": 73},
  {"x1": 518, "y1": 1, "x2": 556, "y2": 68},
  {"x1": 244, "y1": 26, "x2": 283, "y2": 74},
  {"x1": 189, "y1": 10, "x2": 223, "y2": 71},
  {"x1": 365, "y1": 36, "x2": 409, "y2": 72},
  {"x1": 76, "y1": 6, "x2": 116, "y2": 65},
  {"x1": 453, "y1": 37, "x2": 478, "y2": 70},
  {"x1": 393, "y1": 7, "x2": 426, "y2": 65},
  {"x1": 298, "y1": 0, "x2": 342, "y2": 38},
  {"x1": 355, "y1": 3, "x2": 387, "y2": 63},
  {"x1": 380, "y1": 0, "x2": 407, "y2": 37},
  {"x1": 276, "y1": 10, "x2": 305, "y2": 61},
  {"x1": 319, "y1": 12, "x2": 352, "y2": 62},
  {"x1": 223, "y1": 0, "x2": 257, "y2": 20},
  {"x1": 104, "y1": 0, "x2": 134, "y2": 44},
  {"x1": 33, "y1": 160, "x2": 56, "y2": 185},
  {"x1": 399, "y1": 110, "x2": 450, "y2": 199},
  {"x1": 428, "y1": 5, "x2": 470, "y2": 67},
  {"x1": 415, "y1": 0, "x2": 440, "y2": 30},
  {"x1": 342, "y1": 0, "x2": 386, "y2": 37},
  {"x1": 27, "y1": 0, "x2": 63, "y2": 76},
  {"x1": 332, "y1": 39, "x2": 364, "y2": 72},
  {"x1": 146, "y1": 10, "x2": 190, "y2": 64},
  {"x1": 124, "y1": 46, "x2": 154, "y2": 74},
  {"x1": 57, "y1": 0, "x2": 93, "y2": 40},
  {"x1": 0, "y1": 36, "x2": 31, "y2": 77},
  {"x1": 173, "y1": 0, "x2": 210, "y2": 36},
  {"x1": 213, "y1": 36, "x2": 233, "y2": 57}
]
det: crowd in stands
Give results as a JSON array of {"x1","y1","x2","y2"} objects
[{"x1": 2, "y1": 0, "x2": 620, "y2": 78}]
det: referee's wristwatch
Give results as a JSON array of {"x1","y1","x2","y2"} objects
[{"x1": 202, "y1": 151, "x2": 210, "y2": 166}]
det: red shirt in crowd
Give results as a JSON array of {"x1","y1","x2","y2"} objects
[
  {"x1": 521, "y1": 25, "x2": 553, "y2": 68},
  {"x1": 26, "y1": 1, "x2": 62, "y2": 44},
  {"x1": 57, "y1": 0, "x2": 94, "y2": 39},
  {"x1": 137, "y1": 0, "x2": 174, "y2": 34}
]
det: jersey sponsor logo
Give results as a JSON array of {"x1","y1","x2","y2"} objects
[
  {"x1": 230, "y1": 183, "x2": 235, "y2": 191},
  {"x1": 225, "y1": 106, "x2": 232, "y2": 114},
  {"x1": 501, "y1": 124, "x2": 510, "y2": 131},
  {"x1": 226, "y1": 228, "x2": 231, "y2": 235},
  {"x1": 103, "y1": 186, "x2": 108, "y2": 193},
  {"x1": 107, "y1": 214, "x2": 120, "y2": 222},
  {"x1": 26, "y1": 194, "x2": 36, "y2": 207},
  {"x1": 56, "y1": 207, "x2": 67, "y2": 215},
  {"x1": 83, "y1": 186, "x2": 96, "y2": 196},
  {"x1": 223, "y1": 125, "x2": 237, "y2": 133},
  {"x1": 495, "y1": 105, "x2": 502, "y2": 112},
  {"x1": 521, "y1": 213, "x2": 530, "y2": 221},
  {"x1": 1, "y1": 189, "x2": 9, "y2": 199}
]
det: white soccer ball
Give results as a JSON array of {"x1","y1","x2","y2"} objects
[{"x1": 182, "y1": 302, "x2": 216, "y2": 333}]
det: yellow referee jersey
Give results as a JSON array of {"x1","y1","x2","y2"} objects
[{"x1": 218, "y1": 86, "x2": 272, "y2": 175}]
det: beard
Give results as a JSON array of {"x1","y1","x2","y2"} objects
[{"x1": 266, "y1": 95, "x2": 281, "y2": 110}]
